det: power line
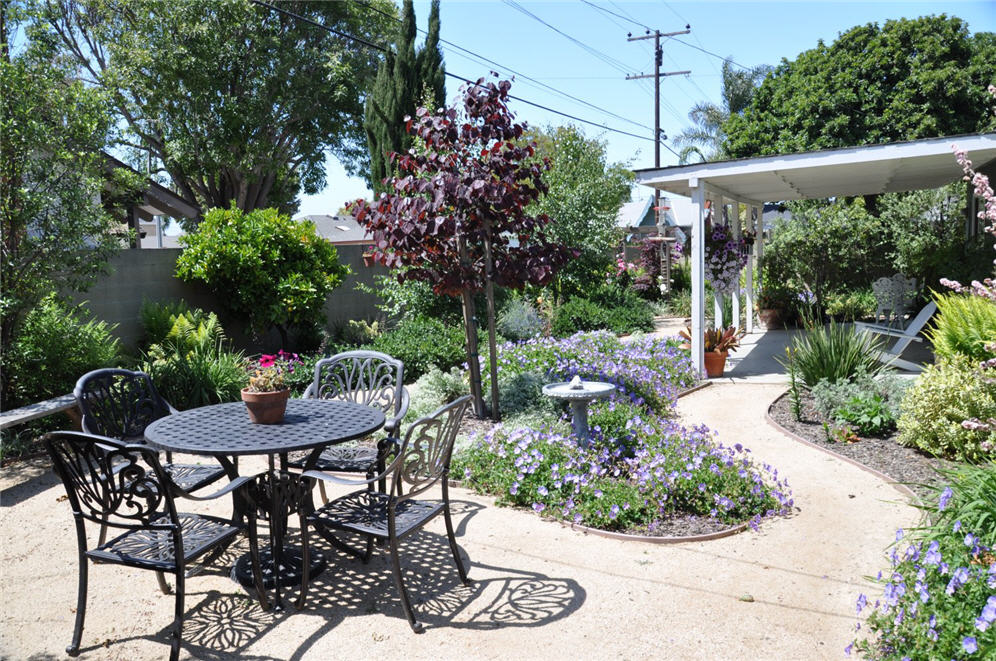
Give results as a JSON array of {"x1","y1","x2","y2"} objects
[
  {"x1": 665, "y1": 35, "x2": 753, "y2": 72},
  {"x1": 249, "y1": 0, "x2": 669, "y2": 148},
  {"x1": 353, "y1": 0, "x2": 655, "y2": 132},
  {"x1": 501, "y1": 0, "x2": 638, "y2": 76},
  {"x1": 581, "y1": 0, "x2": 653, "y2": 32}
]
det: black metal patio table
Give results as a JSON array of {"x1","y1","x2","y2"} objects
[{"x1": 145, "y1": 398, "x2": 385, "y2": 609}]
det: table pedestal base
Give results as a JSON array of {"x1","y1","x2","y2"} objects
[{"x1": 232, "y1": 547, "x2": 326, "y2": 590}]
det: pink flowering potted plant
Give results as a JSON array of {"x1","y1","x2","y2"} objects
[{"x1": 241, "y1": 350, "x2": 302, "y2": 424}]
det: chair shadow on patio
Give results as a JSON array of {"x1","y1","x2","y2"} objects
[{"x1": 104, "y1": 498, "x2": 585, "y2": 659}]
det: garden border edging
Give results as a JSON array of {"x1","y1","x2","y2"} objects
[{"x1": 764, "y1": 390, "x2": 921, "y2": 507}]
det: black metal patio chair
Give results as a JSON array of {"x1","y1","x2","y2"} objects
[
  {"x1": 286, "y1": 350, "x2": 409, "y2": 498},
  {"x1": 44, "y1": 431, "x2": 266, "y2": 661},
  {"x1": 75, "y1": 369, "x2": 229, "y2": 542},
  {"x1": 297, "y1": 395, "x2": 473, "y2": 633}
]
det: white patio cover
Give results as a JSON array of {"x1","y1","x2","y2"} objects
[{"x1": 635, "y1": 132, "x2": 996, "y2": 374}]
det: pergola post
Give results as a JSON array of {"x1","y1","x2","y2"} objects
[
  {"x1": 730, "y1": 197, "x2": 741, "y2": 329},
  {"x1": 744, "y1": 204, "x2": 756, "y2": 333},
  {"x1": 690, "y1": 181, "x2": 706, "y2": 376}
]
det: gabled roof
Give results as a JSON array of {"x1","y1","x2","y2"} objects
[
  {"x1": 635, "y1": 133, "x2": 996, "y2": 203},
  {"x1": 298, "y1": 214, "x2": 372, "y2": 244},
  {"x1": 616, "y1": 198, "x2": 654, "y2": 228}
]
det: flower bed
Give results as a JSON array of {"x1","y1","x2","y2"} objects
[{"x1": 456, "y1": 332, "x2": 793, "y2": 535}]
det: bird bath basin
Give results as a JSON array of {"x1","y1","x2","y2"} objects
[{"x1": 542, "y1": 376, "x2": 616, "y2": 447}]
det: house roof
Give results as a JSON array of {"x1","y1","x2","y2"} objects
[
  {"x1": 102, "y1": 152, "x2": 199, "y2": 220},
  {"x1": 616, "y1": 198, "x2": 653, "y2": 228},
  {"x1": 635, "y1": 133, "x2": 996, "y2": 203},
  {"x1": 298, "y1": 214, "x2": 372, "y2": 244}
]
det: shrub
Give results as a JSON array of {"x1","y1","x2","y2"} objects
[
  {"x1": 835, "y1": 394, "x2": 894, "y2": 436},
  {"x1": 372, "y1": 317, "x2": 470, "y2": 380},
  {"x1": 6, "y1": 294, "x2": 120, "y2": 406},
  {"x1": 140, "y1": 307, "x2": 246, "y2": 411},
  {"x1": 497, "y1": 298, "x2": 544, "y2": 342},
  {"x1": 176, "y1": 205, "x2": 349, "y2": 345},
  {"x1": 812, "y1": 372, "x2": 911, "y2": 435},
  {"x1": 850, "y1": 474, "x2": 996, "y2": 659},
  {"x1": 551, "y1": 287, "x2": 655, "y2": 337},
  {"x1": 139, "y1": 299, "x2": 191, "y2": 349},
  {"x1": 915, "y1": 460, "x2": 996, "y2": 549},
  {"x1": 663, "y1": 289, "x2": 692, "y2": 318},
  {"x1": 897, "y1": 355, "x2": 996, "y2": 461},
  {"x1": 495, "y1": 369, "x2": 556, "y2": 419},
  {"x1": 823, "y1": 288, "x2": 876, "y2": 321},
  {"x1": 782, "y1": 320, "x2": 885, "y2": 387},
  {"x1": 332, "y1": 319, "x2": 382, "y2": 347},
  {"x1": 406, "y1": 366, "x2": 470, "y2": 421},
  {"x1": 927, "y1": 292, "x2": 996, "y2": 363}
]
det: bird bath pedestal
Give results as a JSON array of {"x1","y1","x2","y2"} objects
[{"x1": 542, "y1": 376, "x2": 616, "y2": 448}]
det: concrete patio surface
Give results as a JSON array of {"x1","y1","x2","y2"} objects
[{"x1": 0, "y1": 379, "x2": 920, "y2": 660}]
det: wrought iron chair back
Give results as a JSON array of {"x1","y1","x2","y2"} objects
[
  {"x1": 390, "y1": 395, "x2": 471, "y2": 502},
  {"x1": 305, "y1": 350, "x2": 405, "y2": 421},
  {"x1": 45, "y1": 431, "x2": 178, "y2": 532},
  {"x1": 44, "y1": 431, "x2": 265, "y2": 660},
  {"x1": 75, "y1": 369, "x2": 171, "y2": 440}
]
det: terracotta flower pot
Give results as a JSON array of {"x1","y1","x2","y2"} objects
[
  {"x1": 241, "y1": 388, "x2": 290, "y2": 424},
  {"x1": 703, "y1": 351, "x2": 728, "y2": 378},
  {"x1": 757, "y1": 308, "x2": 784, "y2": 330}
]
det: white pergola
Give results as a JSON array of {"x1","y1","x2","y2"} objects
[{"x1": 635, "y1": 132, "x2": 996, "y2": 374}]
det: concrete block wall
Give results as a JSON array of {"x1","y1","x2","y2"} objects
[{"x1": 68, "y1": 244, "x2": 387, "y2": 352}]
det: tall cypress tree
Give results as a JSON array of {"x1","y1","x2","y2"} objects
[
  {"x1": 417, "y1": 0, "x2": 445, "y2": 111},
  {"x1": 364, "y1": 0, "x2": 445, "y2": 193}
]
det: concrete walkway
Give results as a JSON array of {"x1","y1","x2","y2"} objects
[{"x1": 0, "y1": 379, "x2": 919, "y2": 660}]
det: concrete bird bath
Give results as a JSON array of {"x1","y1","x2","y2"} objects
[{"x1": 542, "y1": 375, "x2": 616, "y2": 448}]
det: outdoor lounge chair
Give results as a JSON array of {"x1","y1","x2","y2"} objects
[
  {"x1": 854, "y1": 300, "x2": 937, "y2": 372},
  {"x1": 44, "y1": 431, "x2": 265, "y2": 661},
  {"x1": 286, "y1": 350, "x2": 409, "y2": 498},
  {"x1": 297, "y1": 396, "x2": 473, "y2": 633}
]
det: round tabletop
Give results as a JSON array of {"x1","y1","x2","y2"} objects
[{"x1": 144, "y1": 399, "x2": 386, "y2": 457}]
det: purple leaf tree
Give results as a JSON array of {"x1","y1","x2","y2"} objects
[{"x1": 351, "y1": 76, "x2": 576, "y2": 418}]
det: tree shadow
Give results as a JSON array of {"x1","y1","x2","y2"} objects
[{"x1": 0, "y1": 455, "x2": 61, "y2": 508}]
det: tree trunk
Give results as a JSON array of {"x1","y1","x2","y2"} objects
[
  {"x1": 457, "y1": 232, "x2": 484, "y2": 417},
  {"x1": 461, "y1": 287, "x2": 485, "y2": 418},
  {"x1": 482, "y1": 225, "x2": 500, "y2": 421}
]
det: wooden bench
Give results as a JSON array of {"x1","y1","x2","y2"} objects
[{"x1": 0, "y1": 394, "x2": 79, "y2": 431}]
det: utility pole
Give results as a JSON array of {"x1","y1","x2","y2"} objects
[{"x1": 626, "y1": 28, "x2": 690, "y2": 232}]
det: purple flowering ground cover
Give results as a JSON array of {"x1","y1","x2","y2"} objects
[{"x1": 454, "y1": 332, "x2": 794, "y2": 534}]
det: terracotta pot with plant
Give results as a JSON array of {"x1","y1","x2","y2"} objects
[
  {"x1": 679, "y1": 325, "x2": 744, "y2": 378},
  {"x1": 756, "y1": 287, "x2": 790, "y2": 330},
  {"x1": 241, "y1": 350, "x2": 301, "y2": 424}
]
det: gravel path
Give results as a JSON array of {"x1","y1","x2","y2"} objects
[{"x1": 1, "y1": 382, "x2": 921, "y2": 660}]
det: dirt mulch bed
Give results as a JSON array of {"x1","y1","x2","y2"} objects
[{"x1": 767, "y1": 390, "x2": 955, "y2": 500}]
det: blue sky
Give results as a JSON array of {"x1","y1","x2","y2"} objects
[{"x1": 296, "y1": 0, "x2": 996, "y2": 217}]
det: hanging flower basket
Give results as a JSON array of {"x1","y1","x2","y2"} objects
[{"x1": 704, "y1": 225, "x2": 748, "y2": 294}]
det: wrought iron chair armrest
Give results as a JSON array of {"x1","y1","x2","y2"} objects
[
  {"x1": 387, "y1": 388, "x2": 411, "y2": 435},
  {"x1": 303, "y1": 438, "x2": 403, "y2": 487},
  {"x1": 172, "y1": 475, "x2": 253, "y2": 502}
]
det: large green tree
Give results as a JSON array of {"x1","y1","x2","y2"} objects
[
  {"x1": 672, "y1": 58, "x2": 771, "y2": 163},
  {"x1": 724, "y1": 15, "x2": 996, "y2": 158},
  {"x1": 364, "y1": 0, "x2": 445, "y2": 193},
  {"x1": 1, "y1": 2, "x2": 136, "y2": 405},
  {"x1": 527, "y1": 125, "x2": 633, "y2": 300},
  {"x1": 39, "y1": 0, "x2": 396, "y2": 219}
]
